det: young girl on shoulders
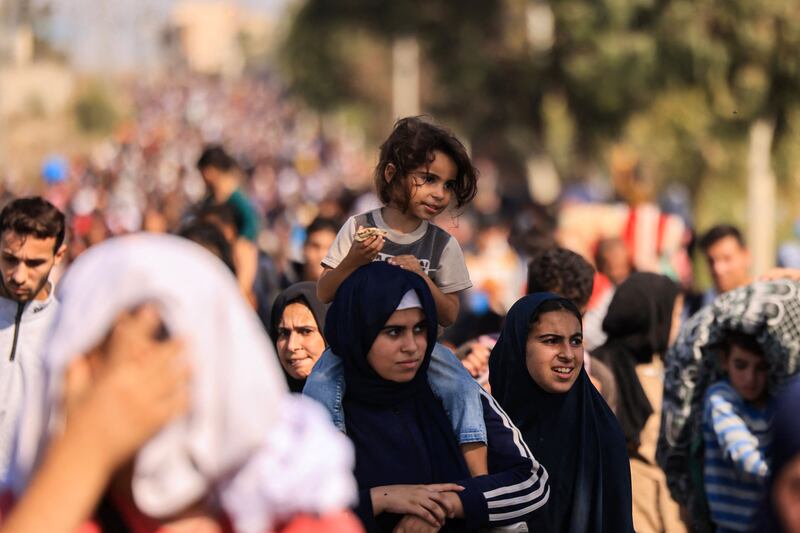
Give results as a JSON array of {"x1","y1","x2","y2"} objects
[
  {"x1": 309, "y1": 116, "x2": 489, "y2": 475},
  {"x1": 317, "y1": 116, "x2": 477, "y2": 327}
]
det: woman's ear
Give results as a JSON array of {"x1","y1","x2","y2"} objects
[{"x1": 384, "y1": 163, "x2": 397, "y2": 183}]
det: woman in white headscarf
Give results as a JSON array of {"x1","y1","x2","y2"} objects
[{"x1": 2, "y1": 234, "x2": 360, "y2": 533}]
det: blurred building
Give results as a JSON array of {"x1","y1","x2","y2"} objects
[
  {"x1": 168, "y1": 1, "x2": 274, "y2": 77},
  {"x1": 0, "y1": 25, "x2": 74, "y2": 118}
]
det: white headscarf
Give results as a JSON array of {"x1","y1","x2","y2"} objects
[
  {"x1": 395, "y1": 289, "x2": 422, "y2": 311},
  {"x1": 8, "y1": 233, "x2": 356, "y2": 532}
]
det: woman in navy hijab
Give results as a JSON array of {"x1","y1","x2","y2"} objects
[
  {"x1": 324, "y1": 262, "x2": 550, "y2": 532},
  {"x1": 489, "y1": 293, "x2": 634, "y2": 532},
  {"x1": 761, "y1": 376, "x2": 800, "y2": 532}
]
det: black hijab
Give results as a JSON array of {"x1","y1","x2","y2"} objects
[
  {"x1": 326, "y1": 263, "x2": 472, "y2": 531},
  {"x1": 592, "y1": 272, "x2": 679, "y2": 446},
  {"x1": 324, "y1": 261, "x2": 438, "y2": 407},
  {"x1": 489, "y1": 292, "x2": 633, "y2": 533},
  {"x1": 269, "y1": 281, "x2": 328, "y2": 393}
]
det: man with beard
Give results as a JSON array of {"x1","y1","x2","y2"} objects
[{"x1": 0, "y1": 197, "x2": 65, "y2": 481}]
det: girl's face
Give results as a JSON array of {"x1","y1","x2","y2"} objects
[
  {"x1": 276, "y1": 302, "x2": 326, "y2": 380},
  {"x1": 390, "y1": 150, "x2": 457, "y2": 220},
  {"x1": 366, "y1": 308, "x2": 428, "y2": 383},
  {"x1": 525, "y1": 309, "x2": 584, "y2": 393}
]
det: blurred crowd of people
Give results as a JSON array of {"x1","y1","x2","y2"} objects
[{"x1": 0, "y1": 75, "x2": 799, "y2": 533}]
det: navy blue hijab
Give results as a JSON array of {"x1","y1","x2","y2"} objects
[
  {"x1": 489, "y1": 293, "x2": 633, "y2": 533},
  {"x1": 325, "y1": 261, "x2": 439, "y2": 407},
  {"x1": 760, "y1": 376, "x2": 800, "y2": 532},
  {"x1": 326, "y1": 263, "x2": 470, "y2": 530}
]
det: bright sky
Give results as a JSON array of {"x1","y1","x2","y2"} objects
[{"x1": 36, "y1": 0, "x2": 290, "y2": 71}]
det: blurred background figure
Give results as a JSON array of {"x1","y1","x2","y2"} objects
[
  {"x1": 777, "y1": 219, "x2": 800, "y2": 269},
  {"x1": 592, "y1": 273, "x2": 686, "y2": 533},
  {"x1": 595, "y1": 237, "x2": 634, "y2": 287},
  {"x1": 280, "y1": 217, "x2": 340, "y2": 288},
  {"x1": 584, "y1": 237, "x2": 635, "y2": 351},
  {"x1": 176, "y1": 220, "x2": 236, "y2": 273},
  {"x1": 196, "y1": 145, "x2": 261, "y2": 304},
  {"x1": 698, "y1": 225, "x2": 752, "y2": 306}
]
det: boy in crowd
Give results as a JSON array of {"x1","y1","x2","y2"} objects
[
  {"x1": 703, "y1": 332, "x2": 773, "y2": 532},
  {"x1": 281, "y1": 216, "x2": 340, "y2": 288}
]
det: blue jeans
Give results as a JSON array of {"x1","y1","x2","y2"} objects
[{"x1": 303, "y1": 342, "x2": 487, "y2": 444}]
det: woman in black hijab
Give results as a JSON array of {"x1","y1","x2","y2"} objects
[
  {"x1": 325, "y1": 262, "x2": 550, "y2": 532},
  {"x1": 489, "y1": 292, "x2": 633, "y2": 533},
  {"x1": 269, "y1": 281, "x2": 328, "y2": 392},
  {"x1": 591, "y1": 272, "x2": 685, "y2": 532},
  {"x1": 592, "y1": 272, "x2": 680, "y2": 448}
]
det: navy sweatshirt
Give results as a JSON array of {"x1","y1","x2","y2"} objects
[{"x1": 347, "y1": 388, "x2": 550, "y2": 532}]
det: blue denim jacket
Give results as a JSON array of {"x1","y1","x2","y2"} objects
[{"x1": 303, "y1": 342, "x2": 487, "y2": 444}]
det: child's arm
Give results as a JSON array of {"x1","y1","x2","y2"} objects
[
  {"x1": 233, "y1": 238, "x2": 258, "y2": 306},
  {"x1": 706, "y1": 391, "x2": 770, "y2": 480},
  {"x1": 420, "y1": 273, "x2": 460, "y2": 327},
  {"x1": 427, "y1": 344, "x2": 488, "y2": 476},
  {"x1": 388, "y1": 255, "x2": 460, "y2": 327},
  {"x1": 317, "y1": 231, "x2": 384, "y2": 303}
]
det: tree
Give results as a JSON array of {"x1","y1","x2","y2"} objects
[
  {"x1": 279, "y1": 0, "x2": 665, "y2": 190},
  {"x1": 279, "y1": 0, "x2": 800, "y2": 247},
  {"x1": 655, "y1": 0, "x2": 800, "y2": 270}
]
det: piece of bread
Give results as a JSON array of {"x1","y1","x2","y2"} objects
[{"x1": 354, "y1": 227, "x2": 388, "y2": 242}]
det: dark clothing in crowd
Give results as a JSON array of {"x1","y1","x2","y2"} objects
[
  {"x1": 760, "y1": 376, "x2": 800, "y2": 532},
  {"x1": 326, "y1": 263, "x2": 549, "y2": 532},
  {"x1": 345, "y1": 389, "x2": 546, "y2": 531},
  {"x1": 278, "y1": 260, "x2": 306, "y2": 290},
  {"x1": 439, "y1": 294, "x2": 504, "y2": 348},
  {"x1": 489, "y1": 292, "x2": 634, "y2": 533},
  {"x1": 254, "y1": 250, "x2": 285, "y2": 332},
  {"x1": 592, "y1": 273, "x2": 679, "y2": 447}
]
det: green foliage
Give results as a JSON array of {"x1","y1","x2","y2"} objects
[
  {"x1": 279, "y1": 4, "x2": 358, "y2": 111},
  {"x1": 279, "y1": 0, "x2": 800, "y2": 212},
  {"x1": 656, "y1": 0, "x2": 800, "y2": 125},
  {"x1": 73, "y1": 82, "x2": 119, "y2": 134},
  {"x1": 623, "y1": 89, "x2": 713, "y2": 193}
]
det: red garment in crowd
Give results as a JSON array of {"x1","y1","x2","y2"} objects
[
  {"x1": 75, "y1": 495, "x2": 363, "y2": 533},
  {"x1": 1, "y1": 490, "x2": 361, "y2": 533}
]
